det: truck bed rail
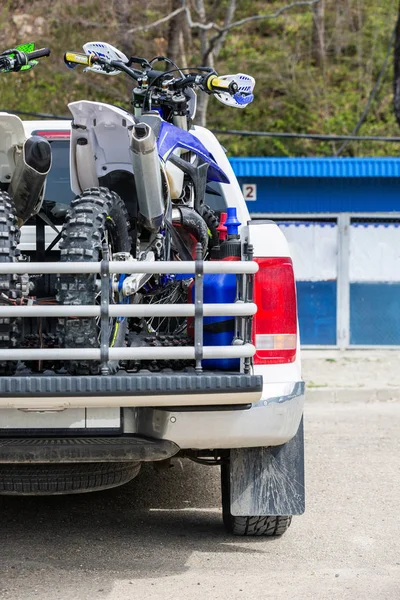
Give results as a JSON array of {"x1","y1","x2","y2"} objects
[{"x1": 0, "y1": 244, "x2": 258, "y2": 374}]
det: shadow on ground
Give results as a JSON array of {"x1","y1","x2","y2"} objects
[{"x1": 0, "y1": 459, "x2": 269, "y2": 598}]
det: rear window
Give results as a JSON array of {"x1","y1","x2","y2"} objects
[
  {"x1": 204, "y1": 182, "x2": 228, "y2": 214},
  {"x1": 31, "y1": 132, "x2": 228, "y2": 216},
  {"x1": 44, "y1": 140, "x2": 74, "y2": 207},
  {"x1": 30, "y1": 130, "x2": 74, "y2": 213}
]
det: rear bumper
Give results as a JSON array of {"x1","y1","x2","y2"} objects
[
  {"x1": 0, "y1": 377, "x2": 304, "y2": 452},
  {"x1": 0, "y1": 436, "x2": 179, "y2": 464},
  {"x1": 0, "y1": 372, "x2": 262, "y2": 409},
  {"x1": 135, "y1": 380, "x2": 305, "y2": 449}
]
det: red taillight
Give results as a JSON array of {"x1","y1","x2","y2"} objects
[
  {"x1": 252, "y1": 257, "x2": 297, "y2": 364},
  {"x1": 31, "y1": 130, "x2": 70, "y2": 140}
]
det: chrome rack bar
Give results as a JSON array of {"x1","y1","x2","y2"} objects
[
  {"x1": 100, "y1": 241, "x2": 110, "y2": 375},
  {"x1": 194, "y1": 243, "x2": 204, "y2": 373},
  {"x1": 0, "y1": 261, "x2": 259, "y2": 275},
  {"x1": 243, "y1": 243, "x2": 254, "y2": 375},
  {"x1": 0, "y1": 303, "x2": 257, "y2": 318},
  {"x1": 0, "y1": 256, "x2": 258, "y2": 366},
  {"x1": 0, "y1": 344, "x2": 256, "y2": 362}
]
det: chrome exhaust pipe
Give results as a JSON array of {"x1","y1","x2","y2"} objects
[
  {"x1": 130, "y1": 123, "x2": 165, "y2": 232},
  {"x1": 9, "y1": 135, "x2": 52, "y2": 224}
]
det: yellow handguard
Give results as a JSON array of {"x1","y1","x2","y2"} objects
[{"x1": 64, "y1": 52, "x2": 94, "y2": 68}]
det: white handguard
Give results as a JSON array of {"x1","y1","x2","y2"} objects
[
  {"x1": 214, "y1": 73, "x2": 255, "y2": 109},
  {"x1": 82, "y1": 41, "x2": 129, "y2": 75}
]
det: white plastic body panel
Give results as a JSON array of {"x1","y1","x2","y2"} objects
[
  {"x1": 191, "y1": 126, "x2": 251, "y2": 229},
  {"x1": 0, "y1": 408, "x2": 86, "y2": 429},
  {"x1": 85, "y1": 408, "x2": 121, "y2": 428},
  {"x1": 248, "y1": 220, "x2": 293, "y2": 258},
  {"x1": 0, "y1": 112, "x2": 26, "y2": 183},
  {"x1": 18, "y1": 225, "x2": 59, "y2": 251},
  {"x1": 22, "y1": 120, "x2": 71, "y2": 137},
  {"x1": 82, "y1": 41, "x2": 129, "y2": 75},
  {"x1": 213, "y1": 73, "x2": 255, "y2": 109},
  {"x1": 0, "y1": 408, "x2": 120, "y2": 430},
  {"x1": 68, "y1": 101, "x2": 135, "y2": 194},
  {"x1": 76, "y1": 139, "x2": 99, "y2": 190},
  {"x1": 165, "y1": 149, "x2": 184, "y2": 199}
]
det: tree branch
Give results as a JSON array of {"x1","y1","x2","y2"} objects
[
  {"x1": 216, "y1": 0, "x2": 321, "y2": 33},
  {"x1": 203, "y1": 0, "x2": 322, "y2": 59},
  {"x1": 126, "y1": 6, "x2": 186, "y2": 34},
  {"x1": 213, "y1": 0, "x2": 237, "y2": 58},
  {"x1": 123, "y1": 0, "x2": 321, "y2": 40}
]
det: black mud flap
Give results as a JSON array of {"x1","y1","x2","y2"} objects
[{"x1": 229, "y1": 418, "x2": 305, "y2": 516}]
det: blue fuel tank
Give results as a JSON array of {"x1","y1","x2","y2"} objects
[
  {"x1": 189, "y1": 206, "x2": 242, "y2": 370},
  {"x1": 200, "y1": 271, "x2": 239, "y2": 371}
]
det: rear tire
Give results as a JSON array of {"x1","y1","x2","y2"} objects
[
  {"x1": 0, "y1": 191, "x2": 21, "y2": 375},
  {"x1": 0, "y1": 462, "x2": 141, "y2": 495},
  {"x1": 201, "y1": 204, "x2": 219, "y2": 251},
  {"x1": 56, "y1": 187, "x2": 131, "y2": 375},
  {"x1": 221, "y1": 461, "x2": 292, "y2": 536}
]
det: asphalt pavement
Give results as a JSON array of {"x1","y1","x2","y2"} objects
[
  {"x1": 1, "y1": 393, "x2": 400, "y2": 599},
  {"x1": 303, "y1": 349, "x2": 400, "y2": 402}
]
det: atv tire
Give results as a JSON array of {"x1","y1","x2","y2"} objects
[
  {"x1": 0, "y1": 191, "x2": 21, "y2": 375},
  {"x1": 201, "y1": 204, "x2": 219, "y2": 250},
  {"x1": 56, "y1": 187, "x2": 131, "y2": 375}
]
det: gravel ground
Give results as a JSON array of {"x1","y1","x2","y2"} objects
[
  {"x1": 302, "y1": 349, "x2": 400, "y2": 389},
  {"x1": 1, "y1": 396, "x2": 400, "y2": 600}
]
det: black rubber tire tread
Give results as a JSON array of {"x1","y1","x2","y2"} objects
[
  {"x1": 201, "y1": 204, "x2": 220, "y2": 249},
  {"x1": 0, "y1": 462, "x2": 141, "y2": 495},
  {"x1": 225, "y1": 514, "x2": 292, "y2": 537},
  {"x1": 56, "y1": 187, "x2": 131, "y2": 375},
  {"x1": 221, "y1": 461, "x2": 292, "y2": 537},
  {"x1": 0, "y1": 191, "x2": 21, "y2": 375}
]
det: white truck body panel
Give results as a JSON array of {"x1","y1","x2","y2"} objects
[
  {"x1": 0, "y1": 119, "x2": 304, "y2": 449},
  {"x1": 0, "y1": 112, "x2": 26, "y2": 182}
]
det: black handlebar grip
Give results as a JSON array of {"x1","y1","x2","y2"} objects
[{"x1": 26, "y1": 48, "x2": 51, "y2": 61}]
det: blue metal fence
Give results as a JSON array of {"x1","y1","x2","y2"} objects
[{"x1": 229, "y1": 157, "x2": 400, "y2": 347}]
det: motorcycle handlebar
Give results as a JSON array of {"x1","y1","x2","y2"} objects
[
  {"x1": 170, "y1": 72, "x2": 237, "y2": 96},
  {"x1": 64, "y1": 51, "x2": 92, "y2": 68},
  {"x1": 26, "y1": 47, "x2": 51, "y2": 61},
  {"x1": 64, "y1": 51, "x2": 238, "y2": 96},
  {"x1": 204, "y1": 74, "x2": 238, "y2": 95},
  {"x1": 0, "y1": 46, "x2": 51, "y2": 72},
  {"x1": 64, "y1": 52, "x2": 143, "y2": 79}
]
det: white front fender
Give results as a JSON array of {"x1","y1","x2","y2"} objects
[{"x1": 0, "y1": 113, "x2": 26, "y2": 183}]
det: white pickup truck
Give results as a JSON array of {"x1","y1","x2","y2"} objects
[{"x1": 0, "y1": 119, "x2": 305, "y2": 537}]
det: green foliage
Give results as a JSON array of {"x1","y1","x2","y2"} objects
[{"x1": 0, "y1": 0, "x2": 398, "y2": 156}]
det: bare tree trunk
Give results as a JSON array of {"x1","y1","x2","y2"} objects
[
  {"x1": 194, "y1": 0, "x2": 211, "y2": 126},
  {"x1": 167, "y1": 0, "x2": 188, "y2": 66},
  {"x1": 195, "y1": 0, "x2": 237, "y2": 127},
  {"x1": 214, "y1": 0, "x2": 237, "y2": 57},
  {"x1": 114, "y1": 0, "x2": 132, "y2": 56},
  {"x1": 394, "y1": 1, "x2": 400, "y2": 126},
  {"x1": 312, "y1": 0, "x2": 325, "y2": 66},
  {"x1": 195, "y1": 93, "x2": 210, "y2": 127}
]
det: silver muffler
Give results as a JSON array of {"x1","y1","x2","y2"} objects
[
  {"x1": 130, "y1": 123, "x2": 165, "y2": 232},
  {"x1": 9, "y1": 135, "x2": 52, "y2": 224}
]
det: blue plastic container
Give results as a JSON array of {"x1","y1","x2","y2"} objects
[{"x1": 194, "y1": 272, "x2": 239, "y2": 371}]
